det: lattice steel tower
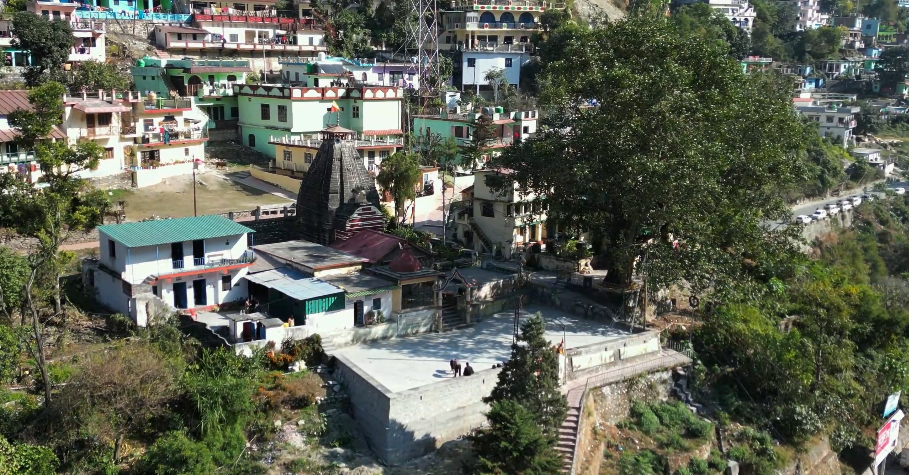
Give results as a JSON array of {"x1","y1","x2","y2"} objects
[{"x1": 406, "y1": 0, "x2": 441, "y2": 110}]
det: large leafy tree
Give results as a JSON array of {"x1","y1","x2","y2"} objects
[
  {"x1": 878, "y1": 46, "x2": 909, "y2": 89},
  {"x1": 671, "y1": 3, "x2": 751, "y2": 59},
  {"x1": 468, "y1": 400, "x2": 564, "y2": 475},
  {"x1": 376, "y1": 152, "x2": 422, "y2": 224},
  {"x1": 69, "y1": 61, "x2": 131, "y2": 94},
  {"x1": 484, "y1": 315, "x2": 567, "y2": 435},
  {"x1": 493, "y1": 18, "x2": 809, "y2": 295},
  {"x1": 10, "y1": 12, "x2": 73, "y2": 87}
]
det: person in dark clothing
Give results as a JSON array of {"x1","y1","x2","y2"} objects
[
  {"x1": 463, "y1": 362, "x2": 474, "y2": 376},
  {"x1": 455, "y1": 361, "x2": 462, "y2": 377},
  {"x1": 449, "y1": 359, "x2": 456, "y2": 375}
]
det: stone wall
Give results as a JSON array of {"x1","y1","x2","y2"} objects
[
  {"x1": 208, "y1": 127, "x2": 239, "y2": 142},
  {"x1": 242, "y1": 216, "x2": 297, "y2": 245},
  {"x1": 333, "y1": 354, "x2": 394, "y2": 462},
  {"x1": 565, "y1": 330, "x2": 662, "y2": 382},
  {"x1": 325, "y1": 309, "x2": 436, "y2": 349}
]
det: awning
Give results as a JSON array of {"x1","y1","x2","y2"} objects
[
  {"x1": 73, "y1": 101, "x2": 131, "y2": 113},
  {"x1": 0, "y1": 126, "x2": 66, "y2": 142},
  {"x1": 244, "y1": 268, "x2": 343, "y2": 301}
]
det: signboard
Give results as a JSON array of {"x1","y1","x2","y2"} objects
[
  {"x1": 875, "y1": 409, "x2": 904, "y2": 469},
  {"x1": 884, "y1": 391, "x2": 902, "y2": 418}
]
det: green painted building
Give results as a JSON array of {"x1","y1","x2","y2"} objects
[{"x1": 131, "y1": 56, "x2": 250, "y2": 126}]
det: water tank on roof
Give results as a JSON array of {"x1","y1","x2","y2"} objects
[
  {"x1": 136, "y1": 59, "x2": 145, "y2": 67},
  {"x1": 318, "y1": 52, "x2": 327, "y2": 61},
  {"x1": 495, "y1": 106, "x2": 504, "y2": 114}
]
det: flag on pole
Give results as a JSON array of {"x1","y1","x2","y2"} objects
[{"x1": 329, "y1": 101, "x2": 340, "y2": 113}]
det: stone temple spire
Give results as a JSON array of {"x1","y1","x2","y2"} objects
[{"x1": 296, "y1": 125, "x2": 385, "y2": 245}]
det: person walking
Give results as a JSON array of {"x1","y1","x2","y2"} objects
[
  {"x1": 455, "y1": 360, "x2": 462, "y2": 377},
  {"x1": 449, "y1": 358, "x2": 456, "y2": 375}
]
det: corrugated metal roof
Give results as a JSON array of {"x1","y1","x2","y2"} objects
[
  {"x1": 98, "y1": 215, "x2": 254, "y2": 247},
  {"x1": 0, "y1": 91, "x2": 32, "y2": 115},
  {"x1": 245, "y1": 268, "x2": 343, "y2": 301},
  {"x1": 318, "y1": 64, "x2": 346, "y2": 75}
]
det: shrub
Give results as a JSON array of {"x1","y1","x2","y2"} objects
[
  {"x1": 138, "y1": 431, "x2": 215, "y2": 475},
  {"x1": 674, "y1": 466, "x2": 692, "y2": 475},
  {"x1": 639, "y1": 409, "x2": 660, "y2": 435},
  {"x1": 707, "y1": 449, "x2": 726, "y2": 470},
  {"x1": 661, "y1": 432, "x2": 688, "y2": 451},
  {"x1": 618, "y1": 450, "x2": 662, "y2": 475},
  {"x1": 651, "y1": 401, "x2": 690, "y2": 430},
  {"x1": 688, "y1": 458, "x2": 709, "y2": 475},
  {"x1": 281, "y1": 335, "x2": 324, "y2": 367}
]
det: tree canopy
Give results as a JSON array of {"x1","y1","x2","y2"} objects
[
  {"x1": 10, "y1": 12, "x2": 72, "y2": 87},
  {"x1": 376, "y1": 151, "x2": 422, "y2": 224},
  {"x1": 69, "y1": 61, "x2": 131, "y2": 94},
  {"x1": 493, "y1": 18, "x2": 809, "y2": 294}
]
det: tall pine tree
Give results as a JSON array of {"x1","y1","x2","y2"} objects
[
  {"x1": 484, "y1": 314, "x2": 567, "y2": 434},
  {"x1": 468, "y1": 400, "x2": 564, "y2": 475}
]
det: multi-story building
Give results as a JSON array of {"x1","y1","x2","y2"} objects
[
  {"x1": 779, "y1": 0, "x2": 826, "y2": 31},
  {"x1": 794, "y1": 98, "x2": 860, "y2": 146},
  {"x1": 438, "y1": 0, "x2": 565, "y2": 90},
  {"x1": 234, "y1": 82, "x2": 405, "y2": 158},
  {"x1": 675, "y1": 0, "x2": 757, "y2": 32},
  {"x1": 87, "y1": 215, "x2": 256, "y2": 326},
  {"x1": 818, "y1": 57, "x2": 864, "y2": 77},
  {"x1": 280, "y1": 56, "x2": 421, "y2": 89},
  {"x1": 0, "y1": 90, "x2": 69, "y2": 184},
  {"x1": 413, "y1": 106, "x2": 538, "y2": 171},
  {"x1": 832, "y1": 16, "x2": 866, "y2": 49},
  {"x1": 740, "y1": 56, "x2": 772, "y2": 73},
  {"x1": 8, "y1": 5, "x2": 107, "y2": 65},
  {"x1": 132, "y1": 56, "x2": 250, "y2": 127},
  {"x1": 453, "y1": 168, "x2": 547, "y2": 258},
  {"x1": 62, "y1": 90, "x2": 134, "y2": 178}
]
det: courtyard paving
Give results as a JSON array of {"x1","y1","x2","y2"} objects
[{"x1": 333, "y1": 304, "x2": 631, "y2": 393}]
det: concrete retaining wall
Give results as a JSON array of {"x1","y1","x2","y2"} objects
[
  {"x1": 132, "y1": 162, "x2": 197, "y2": 188},
  {"x1": 250, "y1": 165, "x2": 302, "y2": 192},
  {"x1": 565, "y1": 330, "x2": 662, "y2": 382},
  {"x1": 325, "y1": 309, "x2": 436, "y2": 349}
]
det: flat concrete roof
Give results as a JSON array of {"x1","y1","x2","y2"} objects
[
  {"x1": 334, "y1": 304, "x2": 631, "y2": 393},
  {"x1": 448, "y1": 267, "x2": 515, "y2": 286},
  {"x1": 255, "y1": 240, "x2": 366, "y2": 272}
]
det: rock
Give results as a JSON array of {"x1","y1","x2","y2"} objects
[
  {"x1": 333, "y1": 384, "x2": 342, "y2": 392},
  {"x1": 725, "y1": 460, "x2": 739, "y2": 475},
  {"x1": 273, "y1": 419, "x2": 281, "y2": 429},
  {"x1": 297, "y1": 420, "x2": 305, "y2": 426}
]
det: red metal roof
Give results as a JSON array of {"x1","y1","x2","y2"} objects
[
  {"x1": 0, "y1": 91, "x2": 32, "y2": 115},
  {"x1": 330, "y1": 229, "x2": 408, "y2": 264},
  {"x1": 362, "y1": 129, "x2": 403, "y2": 136},
  {"x1": 388, "y1": 246, "x2": 422, "y2": 273},
  {"x1": 157, "y1": 25, "x2": 209, "y2": 34}
]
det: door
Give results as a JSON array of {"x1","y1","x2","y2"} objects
[
  {"x1": 192, "y1": 239, "x2": 205, "y2": 266},
  {"x1": 173, "y1": 282, "x2": 188, "y2": 309},
  {"x1": 354, "y1": 300, "x2": 364, "y2": 326},
  {"x1": 192, "y1": 279, "x2": 207, "y2": 306},
  {"x1": 211, "y1": 105, "x2": 225, "y2": 121},
  {"x1": 171, "y1": 242, "x2": 184, "y2": 269},
  {"x1": 86, "y1": 114, "x2": 95, "y2": 135}
]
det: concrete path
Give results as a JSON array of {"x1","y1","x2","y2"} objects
[{"x1": 220, "y1": 170, "x2": 298, "y2": 201}]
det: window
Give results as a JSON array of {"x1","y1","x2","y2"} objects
[
  {"x1": 278, "y1": 105, "x2": 287, "y2": 122},
  {"x1": 826, "y1": 116, "x2": 834, "y2": 123},
  {"x1": 229, "y1": 34, "x2": 238, "y2": 42},
  {"x1": 304, "y1": 152, "x2": 314, "y2": 164},
  {"x1": 248, "y1": 134, "x2": 256, "y2": 147},
  {"x1": 367, "y1": 151, "x2": 376, "y2": 168},
  {"x1": 108, "y1": 239, "x2": 116, "y2": 258},
  {"x1": 401, "y1": 281, "x2": 434, "y2": 309},
  {"x1": 261, "y1": 104, "x2": 270, "y2": 120},
  {"x1": 379, "y1": 150, "x2": 389, "y2": 159},
  {"x1": 454, "y1": 125, "x2": 465, "y2": 138},
  {"x1": 152, "y1": 285, "x2": 158, "y2": 296},
  {"x1": 467, "y1": 58, "x2": 476, "y2": 67},
  {"x1": 506, "y1": 204, "x2": 514, "y2": 216},
  {"x1": 352, "y1": 106, "x2": 360, "y2": 118},
  {"x1": 373, "y1": 297, "x2": 381, "y2": 310},
  {"x1": 97, "y1": 113, "x2": 111, "y2": 126},
  {"x1": 523, "y1": 126, "x2": 529, "y2": 134},
  {"x1": 445, "y1": 36, "x2": 452, "y2": 44},
  {"x1": 104, "y1": 148, "x2": 114, "y2": 159},
  {"x1": 505, "y1": 58, "x2": 513, "y2": 67},
  {"x1": 481, "y1": 201, "x2": 494, "y2": 217},
  {"x1": 222, "y1": 275, "x2": 231, "y2": 291},
  {"x1": 230, "y1": 107, "x2": 239, "y2": 118},
  {"x1": 122, "y1": 280, "x2": 132, "y2": 296},
  {"x1": 283, "y1": 150, "x2": 293, "y2": 161},
  {"x1": 177, "y1": 33, "x2": 183, "y2": 40},
  {"x1": 378, "y1": 73, "x2": 384, "y2": 82}
]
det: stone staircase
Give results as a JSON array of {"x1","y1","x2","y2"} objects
[
  {"x1": 440, "y1": 298, "x2": 462, "y2": 330},
  {"x1": 320, "y1": 337, "x2": 338, "y2": 355},
  {"x1": 467, "y1": 216, "x2": 493, "y2": 253},
  {"x1": 671, "y1": 368, "x2": 704, "y2": 414},
  {"x1": 557, "y1": 388, "x2": 584, "y2": 473}
]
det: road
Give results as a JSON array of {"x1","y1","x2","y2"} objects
[{"x1": 778, "y1": 181, "x2": 907, "y2": 228}]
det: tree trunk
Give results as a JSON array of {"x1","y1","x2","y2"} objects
[
  {"x1": 25, "y1": 269, "x2": 52, "y2": 407},
  {"x1": 113, "y1": 433, "x2": 124, "y2": 464},
  {"x1": 54, "y1": 273, "x2": 62, "y2": 317}
]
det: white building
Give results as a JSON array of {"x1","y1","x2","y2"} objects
[
  {"x1": 780, "y1": 0, "x2": 827, "y2": 31},
  {"x1": 676, "y1": 0, "x2": 757, "y2": 32},
  {"x1": 851, "y1": 147, "x2": 895, "y2": 176},
  {"x1": 794, "y1": 98, "x2": 860, "y2": 146},
  {"x1": 280, "y1": 55, "x2": 421, "y2": 90},
  {"x1": 454, "y1": 168, "x2": 548, "y2": 259},
  {"x1": 88, "y1": 215, "x2": 256, "y2": 326},
  {"x1": 460, "y1": 48, "x2": 529, "y2": 91}
]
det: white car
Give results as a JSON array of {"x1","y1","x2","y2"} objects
[
  {"x1": 794, "y1": 215, "x2": 812, "y2": 224},
  {"x1": 827, "y1": 205, "x2": 841, "y2": 215},
  {"x1": 851, "y1": 196, "x2": 862, "y2": 206},
  {"x1": 841, "y1": 202, "x2": 853, "y2": 212},
  {"x1": 862, "y1": 193, "x2": 875, "y2": 202},
  {"x1": 894, "y1": 187, "x2": 906, "y2": 195},
  {"x1": 811, "y1": 209, "x2": 828, "y2": 220}
]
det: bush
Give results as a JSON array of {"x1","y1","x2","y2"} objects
[
  {"x1": 618, "y1": 450, "x2": 662, "y2": 475},
  {"x1": 281, "y1": 335, "x2": 324, "y2": 367},
  {"x1": 631, "y1": 401, "x2": 661, "y2": 435},
  {"x1": 673, "y1": 466, "x2": 692, "y2": 475},
  {"x1": 661, "y1": 432, "x2": 688, "y2": 451},
  {"x1": 707, "y1": 449, "x2": 726, "y2": 470},
  {"x1": 138, "y1": 431, "x2": 215, "y2": 475},
  {"x1": 688, "y1": 457, "x2": 709, "y2": 475}
]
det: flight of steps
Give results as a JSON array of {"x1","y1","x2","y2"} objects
[
  {"x1": 440, "y1": 298, "x2": 462, "y2": 330},
  {"x1": 557, "y1": 388, "x2": 584, "y2": 473},
  {"x1": 671, "y1": 368, "x2": 704, "y2": 414},
  {"x1": 320, "y1": 337, "x2": 338, "y2": 355}
]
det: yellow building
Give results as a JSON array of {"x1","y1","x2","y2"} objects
[
  {"x1": 438, "y1": 0, "x2": 566, "y2": 52},
  {"x1": 269, "y1": 133, "x2": 402, "y2": 179}
]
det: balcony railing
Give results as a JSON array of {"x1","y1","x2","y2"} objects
[
  {"x1": 166, "y1": 39, "x2": 326, "y2": 52},
  {"x1": 458, "y1": 41, "x2": 533, "y2": 52},
  {"x1": 76, "y1": 126, "x2": 119, "y2": 137},
  {"x1": 162, "y1": 250, "x2": 255, "y2": 275},
  {"x1": 70, "y1": 20, "x2": 104, "y2": 31},
  {"x1": 466, "y1": 22, "x2": 537, "y2": 30},
  {"x1": 142, "y1": 98, "x2": 192, "y2": 111},
  {"x1": 138, "y1": 127, "x2": 207, "y2": 145},
  {"x1": 269, "y1": 135, "x2": 404, "y2": 147},
  {"x1": 0, "y1": 151, "x2": 36, "y2": 164},
  {"x1": 450, "y1": 0, "x2": 564, "y2": 8},
  {"x1": 73, "y1": 10, "x2": 192, "y2": 21}
]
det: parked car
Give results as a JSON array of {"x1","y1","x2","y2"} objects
[
  {"x1": 827, "y1": 205, "x2": 841, "y2": 215},
  {"x1": 841, "y1": 202, "x2": 853, "y2": 212},
  {"x1": 862, "y1": 193, "x2": 875, "y2": 202},
  {"x1": 794, "y1": 215, "x2": 813, "y2": 224},
  {"x1": 811, "y1": 209, "x2": 828, "y2": 220},
  {"x1": 894, "y1": 187, "x2": 906, "y2": 195},
  {"x1": 836, "y1": 198, "x2": 851, "y2": 207},
  {"x1": 851, "y1": 195, "x2": 862, "y2": 206}
]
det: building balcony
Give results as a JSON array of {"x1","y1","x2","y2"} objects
[
  {"x1": 75, "y1": 125, "x2": 119, "y2": 138},
  {"x1": 137, "y1": 128, "x2": 208, "y2": 147},
  {"x1": 269, "y1": 135, "x2": 404, "y2": 148},
  {"x1": 0, "y1": 151, "x2": 36, "y2": 164},
  {"x1": 447, "y1": 0, "x2": 565, "y2": 10},
  {"x1": 139, "y1": 98, "x2": 193, "y2": 113},
  {"x1": 196, "y1": 83, "x2": 239, "y2": 98},
  {"x1": 70, "y1": 20, "x2": 104, "y2": 32},
  {"x1": 464, "y1": 21, "x2": 538, "y2": 30},
  {"x1": 154, "y1": 250, "x2": 256, "y2": 279},
  {"x1": 453, "y1": 41, "x2": 533, "y2": 52},
  {"x1": 68, "y1": 46, "x2": 102, "y2": 62},
  {"x1": 73, "y1": 10, "x2": 191, "y2": 21},
  {"x1": 164, "y1": 39, "x2": 327, "y2": 53}
]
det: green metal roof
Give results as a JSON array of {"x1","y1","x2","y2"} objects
[{"x1": 98, "y1": 215, "x2": 254, "y2": 248}]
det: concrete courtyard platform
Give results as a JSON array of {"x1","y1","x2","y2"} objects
[
  {"x1": 335, "y1": 304, "x2": 631, "y2": 393},
  {"x1": 331, "y1": 304, "x2": 667, "y2": 465}
]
